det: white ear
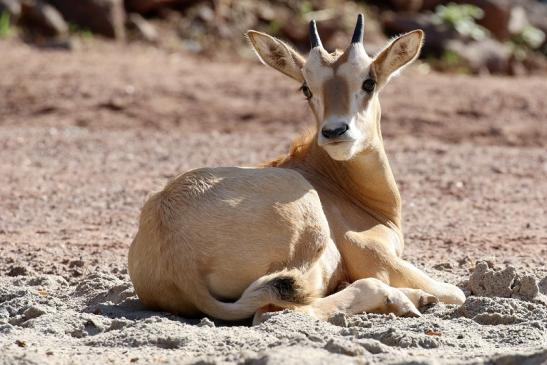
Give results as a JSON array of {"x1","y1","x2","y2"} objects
[
  {"x1": 246, "y1": 30, "x2": 305, "y2": 83},
  {"x1": 372, "y1": 30, "x2": 424, "y2": 86}
]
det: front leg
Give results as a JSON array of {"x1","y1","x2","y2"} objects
[{"x1": 341, "y1": 232, "x2": 465, "y2": 305}]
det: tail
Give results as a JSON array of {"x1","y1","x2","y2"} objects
[{"x1": 191, "y1": 269, "x2": 317, "y2": 321}]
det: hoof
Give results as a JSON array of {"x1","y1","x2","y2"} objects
[
  {"x1": 418, "y1": 292, "x2": 439, "y2": 309},
  {"x1": 402, "y1": 307, "x2": 422, "y2": 318}
]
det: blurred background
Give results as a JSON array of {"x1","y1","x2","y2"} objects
[
  {"x1": 1, "y1": 0, "x2": 547, "y2": 75},
  {"x1": 0, "y1": 1, "x2": 545, "y2": 282}
]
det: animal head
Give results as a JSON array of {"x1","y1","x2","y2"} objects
[{"x1": 247, "y1": 14, "x2": 424, "y2": 161}]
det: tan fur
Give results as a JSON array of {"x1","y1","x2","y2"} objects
[{"x1": 129, "y1": 22, "x2": 464, "y2": 324}]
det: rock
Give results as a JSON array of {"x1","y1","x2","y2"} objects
[
  {"x1": 46, "y1": 0, "x2": 125, "y2": 39},
  {"x1": 355, "y1": 339, "x2": 389, "y2": 354},
  {"x1": 512, "y1": 275, "x2": 539, "y2": 301},
  {"x1": 453, "y1": 0, "x2": 512, "y2": 41},
  {"x1": 539, "y1": 276, "x2": 547, "y2": 295},
  {"x1": 128, "y1": 12, "x2": 157, "y2": 43},
  {"x1": 125, "y1": 0, "x2": 179, "y2": 14},
  {"x1": 382, "y1": 12, "x2": 458, "y2": 56},
  {"x1": 467, "y1": 261, "x2": 516, "y2": 297},
  {"x1": 6, "y1": 265, "x2": 29, "y2": 277},
  {"x1": 19, "y1": 0, "x2": 68, "y2": 38},
  {"x1": 197, "y1": 317, "x2": 215, "y2": 328},
  {"x1": 0, "y1": 0, "x2": 21, "y2": 18},
  {"x1": 327, "y1": 312, "x2": 348, "y2": 327},
  {"x1": 467, "y1": 261, "x2": 540, "y2": 300},
  {"x1": 324, "y1": 338, "x2": 367, "y2": 356},
  {"x1": 447, "y1": 38, "x2": 511, "y2": 74},
  {"x1": 387, "y1": 0, "x2": 443, "y2": 12},
  {"x1": 68, "y1": 259, "x2": 85, "y2": 268},
  {"x1": 23, "y1": 305, "x2": 47, "y2": 320}
]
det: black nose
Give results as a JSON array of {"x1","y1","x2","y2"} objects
[{"x1": 321, "y1": 124, "x2": 349, "y2": 139}]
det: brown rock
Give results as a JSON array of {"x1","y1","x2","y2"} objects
[
  {"x1": 452, "y1": 0, "x2": 512, "y2": 41},
  {"x1": 125, "y1": 0, "x2": 179, "y2": 14},
  {"x1": 128, "y1": 12, "x2": 157, "y2": 43},
  {"x1": 0, "y1": 0, "x2": 21, "y2": 18},
  {"x1": 46, "y1": 0, "x2": 125, "y2": 39},
  {"x1": 19, "y1": 0, "x2": 67, "y2": 37},
  {"x1": 447, "y1": 38, "x2": 511, "y2": 74}
]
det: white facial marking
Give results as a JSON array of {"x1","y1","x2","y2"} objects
[
  {"x1": 318, "y1": 114, "x2": 364, "y2": 161},
  {"x1": 304, "y1": 45, "x2": 376, "y2": 161}
]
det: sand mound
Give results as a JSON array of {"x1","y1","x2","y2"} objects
[
  {"x1": 466, "y1": 261, "x2": 544, "y2": 301},
  {"x1": 1, "y1": 264, "x2": 547, "y2": 364}
]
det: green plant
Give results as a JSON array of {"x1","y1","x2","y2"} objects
[
  {"x1": 431, "y1": 49, "x2": 471, "y2": 74},
  {"x1": 513, "y1": 25, "x2": 545, "y2": 50},
  {"x1": 68, "y1": 23, "x2": 93, "y2": 39},
  {"x1": 267, "y1": 19, "x2": 281, "y2": 36},
  {"x1": 433, "y1": 3, "x2": 489, "y2": 41},
  {"x1": 0, "y1": 11, "x2": 11, "y2": 38}
]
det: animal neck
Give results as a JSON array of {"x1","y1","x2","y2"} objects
[
  {"x1": 306, "y1": 138, "x2": 402, "y2": 229},
  {"x1": 268, "y1": 121, "x2": 402, "y2": 230}
]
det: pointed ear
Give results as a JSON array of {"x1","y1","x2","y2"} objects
[
  {"x1": 246, "y1": 30, "x2": 305, "y2": 83},
  {"x1": 372, "y1": 30, "x2": 424, "y2": 87}
]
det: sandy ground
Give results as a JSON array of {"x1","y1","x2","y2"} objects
[{"x1": 0, "y1": 39, "x2": 546, "y2": 364}]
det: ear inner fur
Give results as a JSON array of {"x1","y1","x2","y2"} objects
[{"x1": 246, "y1": 31, "x2": 305, "y2": 82}]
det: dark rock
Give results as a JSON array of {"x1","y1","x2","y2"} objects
[
  {"x1": 68, "y1": 259, "x2": 85, "y2": 268},
  {"x1": 447, "y1": 38, "x2": 511, "y2": 74},
  {"x1": 539, "y1": 276, "x2": 547, "y2": 295},
  {"x1": 452, "y1": 0, "x2": 512, "y2": 41},
  {"x1": 128, "y1": 12, "x2": 157, "y2": 43},
  {"x1": 382, "y1": 12, "x2": 458, "y2": 56},
  {"x1": 46, "y1": 0, "x2": 125, "y2": 39},
  {"x1": 387, "y1": 0, "x2": 444, "y2": 12},
  {"x1": 6, "y1": 265, "x2": 29, "y2": 277},
  {"x1": 19, "y1": 0, "x2": 67, "y2": 38},
  {"x1": 125, "y1": 0, "x2": 180, "y2": 14}
]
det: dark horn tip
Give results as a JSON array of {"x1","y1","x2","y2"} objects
[
  {"x1": 309, "y1": 19, "x2": 323, "y2": 49},
  {"x1": 351, "y1": 13, "x2": 364, "y2": 44}
]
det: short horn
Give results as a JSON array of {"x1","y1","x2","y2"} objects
[
  {"x1": 309, "y1": 19, "x2": 323, "y2": 49},
  {"x1": 351, "y1": 13, "x2": 364, "y2": 44}
]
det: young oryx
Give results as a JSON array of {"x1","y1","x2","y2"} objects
[{"x1": 128, "y1": 14, "x2": 465, "y2": 323}]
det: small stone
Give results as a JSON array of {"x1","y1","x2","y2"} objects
[
  {"x1": 69, "y1": 259, "x2": 85, "y2": 268},
  {"x1": 433, "y1": 262, "x2": 453, "y2": 271},
  {"x1": 7, "y1": 266, "x2": 29, "y2": 277},
  {"x1": 23, "y1": 305, "x2": 47, "y2": 320},
  {"x1": 538, "y1": 276, "x2": 547, "y2": 295},
  {"x1": 512, "y1": 275, "x2": 539, "y2": 300},
  {"x1": 128, "y1": 13, "x2": 158, "y2": 43},
  {"x1": 197, "y1": 317, "x2": 215, "y2": 327},
  {"x1": 355, "y1": 338, "x2": 387, "y2": 354},
  {"x1": 327, "y1": 312, "x2": 348, "y2": 327},
  {"x1": 324, "y1": 338, "x2": 366, "y2": 356}
]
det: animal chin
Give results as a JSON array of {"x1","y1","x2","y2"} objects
[{"x1": 322, "y1": 141, "x2": 355, "y2": 161}]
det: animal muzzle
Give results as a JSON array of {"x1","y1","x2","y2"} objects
[{"x1": 321, "y1": 122, "x2": 349, "y2": 139}]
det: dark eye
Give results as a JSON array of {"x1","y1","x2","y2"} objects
[
  {"x1": 362, "y1": 78, "x2": 375, "y2": 93},
  {"x1": 300, "y1": 84, "x2": 313, "y2": 100}
]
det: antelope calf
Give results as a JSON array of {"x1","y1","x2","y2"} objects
[{"x1": 128, "y1": 14, "x2": 465, "y2": 324}]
